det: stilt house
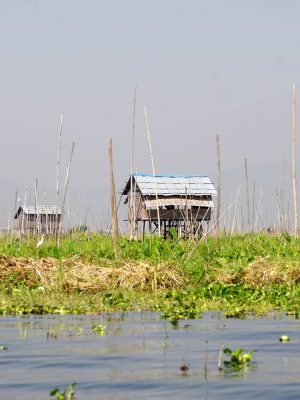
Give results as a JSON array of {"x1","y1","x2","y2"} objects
[
  {"x1": 14, "y1": 205, "x2": 62, "y2": 235},
  {"x1": 122, "y1": 173, "x2": 217, "y2": 239}
]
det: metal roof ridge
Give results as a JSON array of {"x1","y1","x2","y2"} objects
[{"x1": 133, "y1": 172, "x2": 209, "y2": 178}]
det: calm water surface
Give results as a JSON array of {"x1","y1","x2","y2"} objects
[{"x1": 0, "y1": 311, "x2": 300, "y2": 399}]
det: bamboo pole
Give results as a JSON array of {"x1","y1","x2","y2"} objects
[
  {"x1": 185, "y1": 186, "x2": 188, "y2": 238},
  {"x1": 185, "y1": 199, "x2": 237, "y2": 260},
  {"x1": 130, "y1": 87, "x2": 137, "y2": 240},
  {"x1": 57, "y1": 142, "x2": 75, "y2": 247},
  {"x1": 34, "y1": 178, "x2": 39, "y2": 234},
  {"x1": 216, "y1": 135, "x2": 221, "y2": 237},
  {"x1": 56, "y1": 113, "x2": 63, "y2": 239},
  {"x1": 244, "y1": 158, "x2": 250, "y2": 232},
  {"x1": 230, "y1": 183, "x2": 241, "y2": 236},
  {"x1": 254, "y1": 188, "x2": 263, "y2": 233},
  {"x1": 144, "y1": 106, "x2": 161, "y2": 237},
  {"x1": 252, "y1": 180, "x2": 256, "y2": 233},
  {"x1": 20, "y1": 189, "x2": 27, "y2": 242},
  {"x1": 13, "y1": 190, "x2": 18, "y2": 234},
  {"x1": 292, "y1": 83, "x2": 298, "y2": 237},
  {"x1": 109, "y1": 138, "x2": 119, "y2": 257},
  {"x1": 281, "y1": 157, "x2": 288, "y2": 231}
]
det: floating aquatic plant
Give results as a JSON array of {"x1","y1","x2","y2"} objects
[
  {"x1": 50, "y1": 383, "x2": 76, "y2": 400},
  {"x1": 92, "y1": 324, "x2": 106, "y2": 335},
  {"x1": 224, "y1": 347, "x2": 254, "y2": 366}
]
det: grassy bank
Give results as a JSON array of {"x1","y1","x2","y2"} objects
[{"x1": 1, "y1": 232, "x2": 300, "y2": 317}]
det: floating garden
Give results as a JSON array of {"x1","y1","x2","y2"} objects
[{"x1": 1, "y1": 232, "x2": 300, "y2": 317}]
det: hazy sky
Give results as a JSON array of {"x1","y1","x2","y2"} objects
[{"x1": 0, "y1": 0, "x2": 299, "y2": 230}]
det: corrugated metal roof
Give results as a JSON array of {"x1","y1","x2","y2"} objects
[
  {"x1": 124, "y1": 173, "x2": 217, "y2": 196},
  {"x1": 16, "y1": 205, "x2": 62, "y2": 216}
]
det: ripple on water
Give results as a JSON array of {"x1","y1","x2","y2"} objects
[{"x1": 0, "y1": 312, "x2": 300, "y2": 399}]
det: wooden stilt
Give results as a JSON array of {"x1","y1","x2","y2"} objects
[
  {"x1": 142, "y1": 220, "x2": 146, "y2": 242},
  {"x1": 163, "y1": 220, "x2": 166, "y2": 240}
]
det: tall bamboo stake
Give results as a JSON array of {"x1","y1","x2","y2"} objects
[
  {"x1": 252, "y1": 181, "x2": 256, "y2": 232},
  {"x1": 230, "y1": 183, "x2": 241, "y2": 236},
  {"x1": 57, "y1": 142, "x2": 75, "y2": 247},
  {"x1": 144, "y1": 106, "x2": 161, "y2": 237},
  {"x1": 280, "y1": 157, "x2": 287, "y2": 231},
  {"x1": 20, "y1": 189, "x2": 28, "y2": 242},
  {"x1": 244, "y1": 158, "x2": 250, "y2": 232},
  {"x1": 292, "y1": 83, "x2": 298, "y2": 237},
  {"x1": 13, "y1": 190, "x2": 18, "y2": 232},
  {"x1": 109, "y1": 139, "x2": 119, "y2": 257},
  {"x1": 56, "y1": 113, "x2": 63, "y2": 240},
  {"x1": 34, "y1": 178, "x2": 39, "y2": 234},
  {"x1": 254, "y1": 188, "x2": 263, "y2": 232},
  {"x1": 185, "y1": 186, "x2": 188, "y2": 238},
  {"x1": 130, "y1": 87, "x2": 137, "y2": 240},
  {"x1": 216, "y1": 135, "x2": 221, "y2": 237}
]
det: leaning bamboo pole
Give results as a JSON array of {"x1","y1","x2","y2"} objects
[
  {"x1": 109, "y1": 139, "x2": 119, "y2": 257},
  {"x1": 57, "y1": 142, "x2": 75, "y2": 247},
  {"x1": 144, "y1": 106, "x2": 161, "y2": 237},
  {"x1": 185, "y1": 199, "x2": 237, "y2": 260},
  {"x1": 292, "y1": 83, "x2": 298, "y2": 237}
]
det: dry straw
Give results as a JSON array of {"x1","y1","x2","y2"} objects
[
  {"x1": 0, "y1": 256, "x2": 187, "y2": 291},
  {"x1": 242, "y1": 257, "x2": 300, "y2": 285},
  {"x1": 203, "y1": 256, "x2": 300, "y2": 286}
]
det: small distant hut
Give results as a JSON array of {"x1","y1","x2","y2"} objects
[
  {"x1": 122, "y1": 173, "x2": 217, "y2": 239},
  {"x1": 14, "y1": 205, "x2": 62, "y2": 235}
]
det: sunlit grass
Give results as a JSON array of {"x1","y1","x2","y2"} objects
[{"x1": 1, "y1": 231, "x2": 300, "y2": 316}]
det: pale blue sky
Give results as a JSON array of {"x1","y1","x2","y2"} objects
[{"x1": 0, "y1": 0, "x2": 299, "y2": 229}]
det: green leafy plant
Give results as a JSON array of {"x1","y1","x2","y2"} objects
[
  {"x1": 92, "y1": 324, "x2": 106, "y2": 335},
  {"x1": 224, "y1": 347, "x2": 254, "y2": 366},
  {"x1": 103, "y1": 292, "x2": 129, "y2": 309},
  {"x1": 154, "y1": 291, "x2": 202, "y2": 320},
  {"x1": 50, "y1": 383, "x2": 76, "y2": 400}
]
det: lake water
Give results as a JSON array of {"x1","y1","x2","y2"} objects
[{"x1": 0, "y1": 311, "x2": 300, "y2": 399}]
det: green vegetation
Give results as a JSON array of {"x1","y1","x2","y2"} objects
[
  {"x1": 224, "y1": 347, "x2": 254, "y2": 364},
  {"x1": 92, "y1": 324, "x2": 106, "y2": 335},
  {"x1": 1, "y1": 232, "x2": 300, "y2": 317},
  {"x1": 224, "y1": 348, "x2": 254, "y2": 366},
  {"x1": 50, "y1": 383, "x2": 76, "y2": 400}
]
